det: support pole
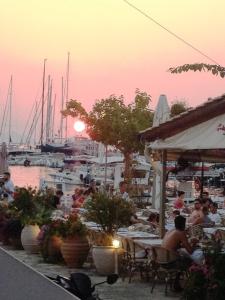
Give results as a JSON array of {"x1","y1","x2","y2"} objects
[
  {"x1": 159, "y1": 150, "x2": 167, "y2": 238},
  {"x1": 200, "y1": 162, "x2": 204, "y2": 198},
  {"x1": 104, "y1": 144, "x2": 108, "y2": 188}
]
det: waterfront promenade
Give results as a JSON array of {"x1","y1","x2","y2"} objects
[{"x1": 1, "y1": 244, "x2": 179, "y2": 300}]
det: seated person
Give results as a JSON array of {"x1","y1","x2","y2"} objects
[
  {"x1": 209, "y1": 202, "x2": 221, "y2": 224},
  {"x1": 188, "y1": 198, "x2": 204, "y2": 224},
  {"x1": 201, "y1": 197, "x2": 213, "y2": 209},
  {"x1": 172, "y1": 209, "x2": 180, "y2": 218},
  {"x1": 192, "y1": 206, "x2": 215, "y2": 227},
  {"x1": 173, "y1": 191, "x2": 185, "y2": 210},
  {"x1": 86, "y1": 179, "x2": 98, "y2": 194},
  {"x1": 162, "y1": 215, "x2": 204, "y2": 265},
  {"x1": 52, "y1": 190, "x2": 63, "y2": 209},
  {"x1": 147, "y1": 213, "x2": 159, "y2": 229},
  {"x1": 72, "y1": 189, "x2": 85, "y2": 208}
]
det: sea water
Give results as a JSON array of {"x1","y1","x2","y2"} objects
[{"x1": 9, "y1": 166, "x2": 74, "y2": 193}]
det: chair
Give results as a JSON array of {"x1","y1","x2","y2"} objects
[
  {"x1": 150, "y1": 246, "x2": 180, "y2": 295},
  {"x1": 120, "y1": 238, "x2": 150, "y2": 283},
  {"x1": 187, "y1": 224, "x2": 204, "y2": 240}
]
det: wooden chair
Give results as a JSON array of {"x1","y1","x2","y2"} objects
[
  {"x1": 187, "y1": 224, "x2": 204, "y2": 240},
  {"x1": 150, "y1": 246, "x2": 180, "y2": 295},
  {"x1": 120, "y1": 238, "x2": 151, "y2": 283}
]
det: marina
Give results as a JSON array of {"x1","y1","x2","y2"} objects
[{"x1": 1, "y1": 1, "x2": 225, "y2": 299}]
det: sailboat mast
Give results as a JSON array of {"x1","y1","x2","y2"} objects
[
  {"x1": 8, "y1": 75, "x2": 12, "y2": 144},
  {"x1": 0, "y1": 77, "x2": 12, "y2": 138},
  {"x1": 34, "y1": 101, "x2": 38, "y2": 145},
  {"x1": 60, "y1": 76, "x2": 64, "y2": 141},
  {"x1": 46, "y1": 75, "x2": 51, "y2": 143},
  {"x1": 51, "y1": 93, "x2": 56, "y2": 141},
  {"x1": 65, "y1": 52, "x2": 70, "y2": 140},
  {"x1": 40, "y1": 59, "x2": 47, "y2": 147}
]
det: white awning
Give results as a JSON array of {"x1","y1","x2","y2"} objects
[{"x1": 148, "y1": 113, "x2": 225, "y2": 150}]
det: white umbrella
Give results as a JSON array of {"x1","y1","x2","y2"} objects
[
  {"x1": 151, "y1": 95, "x2": 170, "y2": 209},
  {"x1": 153, "y1": 94, "x2": 170, "y2": 127},
  {"x1": 0, "y1": 142, "x2": 8, "y2": 174}
]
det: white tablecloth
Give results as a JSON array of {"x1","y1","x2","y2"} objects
[{"x1": 133, "y1": 239, "x2": 162, "y2": 249}]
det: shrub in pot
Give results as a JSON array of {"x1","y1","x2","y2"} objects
[
  {"x1": 58, "y1": 213, "x2": 89, "y2": 268},
  {"x1": 11, "y1": 187, "x2": 54, "y2": 254},
  {"x1": 37, "y1": 220, "x2": 63, "y2": 264},
  {"x1": 84, "y1": 192, "x2": 133, "y2": 274}
]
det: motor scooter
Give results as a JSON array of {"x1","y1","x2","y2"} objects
[{"x1": 47, "y1": 272, "x2": 118, "y2": 300}]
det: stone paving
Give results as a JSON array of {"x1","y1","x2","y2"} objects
[{"x1": 2, "y1": 245, "x2": 180, "y2": 300}]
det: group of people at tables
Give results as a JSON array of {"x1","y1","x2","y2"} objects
[
  {"x1": 173, "y1": 190, "x2": 222, "y2": 226},
  {"x1": 129, "y1": 190, "x2": 224, "y2": 267},
  {"x1": 52, "y1": 180, "x2": 130, "y2": 212},
  {"x1": 162, "y1": 190, "x2": 224, "y2": 266}
]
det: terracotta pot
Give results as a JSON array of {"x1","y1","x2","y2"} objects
[
  {"x1": 48, "y1": 235, "x2": 63, "y2": 258},
  {"x1": 21, "y1": 225, "x2": 40, "y2": 254},
  {"x1": 60, "y1": 236, "x2": 90, "y2": 268},
  {"x1": 41, "y1": 235, "x2": 63, "y2": 263}
]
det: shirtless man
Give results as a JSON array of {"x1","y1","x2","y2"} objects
[
  {"x1": 188, "y1": 198, "x2": 204, "y2": 224},
  {"x1": 162, "y1": 215, "x2": 192, "y2": 255},
  {"x1": 162, "y1": 215, "x2": 204, "y2": 265}
]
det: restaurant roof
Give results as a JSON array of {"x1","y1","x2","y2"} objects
[{"x1": 140, "y1": 94, "x2": 225, "y2": 142}]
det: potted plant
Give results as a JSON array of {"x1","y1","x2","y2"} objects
[
  {"x1": 58, "y1": 213, "x2": 90, "y2": 268},
  {"x1": 37, "y1": 219, "x2": 63, "y2": 263},
  {"x1": 12, "y1": 187, "x2": 54, "y2": 254},
  {"x1": 84, "y1": 192, "x2": 133, "y2": 275}
]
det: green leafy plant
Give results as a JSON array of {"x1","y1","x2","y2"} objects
[
  {"x1": 84, "y1": 192, "x2": 133, "y2": 245},
  {"x1": 62, "y1": 90, "x2": 153, "y2": 181},
  {"x1": 56, "y1": 214, "x2": 87, "y2": 239},
  {"x1": 11, "y1": 187, "x2": 54, "y2": 226}
]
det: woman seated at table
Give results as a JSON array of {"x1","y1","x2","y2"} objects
[
  {"x1": 173, "y1": 191, "x2": 191, "y2": 214},
  {"x1": 147, "y1": 212, "x2": 159, "y2": 229},
  {"x1": 162, "y1": 215, "x2": 204, "y2": 265},
  {"x1": 192, "y1": 206, "x2": 215, "y2": 227},
  {"x1": 173, "y1": 191, "x2": 185, "y2": 210}
]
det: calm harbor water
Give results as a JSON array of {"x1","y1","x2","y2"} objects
[
  {"x1": 9, "y1": 166, "x2": 74, "y2": 193},
  {"x1": 9, "y1": 166, "x2": 53, "y2": 188}
]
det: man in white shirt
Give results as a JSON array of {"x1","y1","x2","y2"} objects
[
  {"x1": 209, "y1": 202, "x2": 221, "y2": 224},
  {"x1": 2, "y1": 172, "x2": 14, "y2": 202},
  {"x1": 118, "y1": 181, "x2": 130, "y2": 202}
]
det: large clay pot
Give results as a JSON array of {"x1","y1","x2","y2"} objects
[
  {"x1": 21, "y1": 224, "x2": 40, "y2": 254},
  {"x1": 61, "y1": 236, "x2": 90, "y2": 268},
  {"x1": 92, "y1": 246, "x2": 122, "y2": 275}
]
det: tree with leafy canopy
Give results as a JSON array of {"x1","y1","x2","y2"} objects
[
  {"x1": 170, "y1": 99, "x2": 189, "y2": 117},
  {"x1": 169, "y1": 63, "x2": 225, "y2": 78},
  {"x1": 62, "y1": 89, "x2": 153, "y2": 181}
]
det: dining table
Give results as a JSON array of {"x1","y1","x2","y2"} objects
[
  {"x1": 133, "y1": 238, "x2": 163, "y2": 249},
  {"x1": 116, "y1": 231, "x2": 159, "y2": 240}
]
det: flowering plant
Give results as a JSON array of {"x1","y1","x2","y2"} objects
[
  {"x1": 57, "y1": 213, "x2": 87, "y2": 239},
  {"x1": 182, "y1": 263, "x2": 209, "y2": 300},
  {"x1": 182, "y1": 253, "x2": 225, "y2": 300}
]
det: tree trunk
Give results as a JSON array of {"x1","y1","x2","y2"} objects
[{"x1": 123, "y1": 152, "x2": 132, "y2": 183}]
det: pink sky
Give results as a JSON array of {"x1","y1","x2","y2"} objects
[{"x1": 1, "y1": 0, "x2": 225, "y2": 142}]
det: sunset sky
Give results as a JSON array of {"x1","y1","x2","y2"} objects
[{"x1": 1, "y1": 0, "x2": 225, "y2": 142}]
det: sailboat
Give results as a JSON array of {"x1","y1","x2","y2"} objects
[{"x1": 41, "y1": 53, "x2": 73, "y2": 154}]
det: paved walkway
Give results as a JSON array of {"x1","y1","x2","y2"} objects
[{"x1": 2, "y1": 245, "x2": 180, "y2": 300}]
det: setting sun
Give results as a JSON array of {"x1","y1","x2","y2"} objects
[{"x1": 73, "y1": 120, "x2": 85, "y2": 133}]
